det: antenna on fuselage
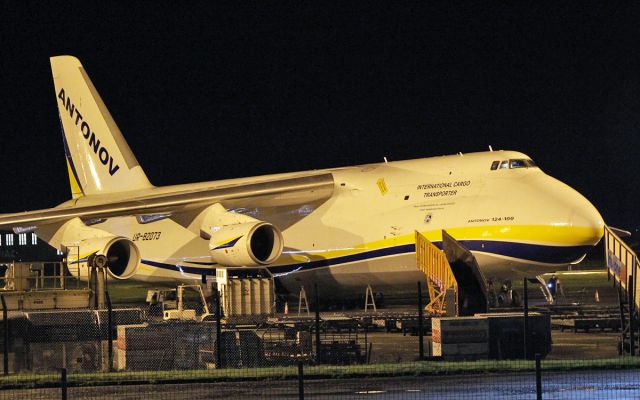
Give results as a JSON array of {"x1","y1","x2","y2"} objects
[
  {"x1": 488, "y1": 145, "x2": 494, "y2": 151},
  {"x1": 383, "y1": 157, "x2": 388, "y2": 163}
]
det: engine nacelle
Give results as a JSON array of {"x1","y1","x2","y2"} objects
[
  {"x1": 209, "y1": 222, "x2": 283, "y2": 267},
  {"x1": 68, "y1": 236, "x2": 141, "y2": 280}
]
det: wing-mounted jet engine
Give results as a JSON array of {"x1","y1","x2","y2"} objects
[
  {"x1": 39, "y1": 218, "x2": 141, "y2": 280},
  {"x1": 73, "y1": 236, "x2": 140, "y2": 279},
  {"x1": 198, "y1": 204, "x2": 283, "y2": 267}
]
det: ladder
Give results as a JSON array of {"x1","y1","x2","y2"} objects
[{"x1": 605, "y1": 226, "x2": 639, "y2": 355}]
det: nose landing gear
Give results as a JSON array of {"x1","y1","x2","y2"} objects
[{"x1": 536, "y1": 275, "x2": 555, "y2": 304}]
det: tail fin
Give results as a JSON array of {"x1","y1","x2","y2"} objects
[{"x1": 50, "y1": 56, "x2": 153, "y2": 198}]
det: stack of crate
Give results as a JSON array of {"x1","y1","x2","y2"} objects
[
  {"x1": 431, "y1": 316, "x2": 489, "y2": 360},
  {"x1": 478, "y1": 312, "x2": 552, "y2": 359},
  {"x1": 116, "y1": 323, "x2": 173, "y2": 371},
  {"x1": 116, "y1": 322, "x2": 266, "y2": 370}
]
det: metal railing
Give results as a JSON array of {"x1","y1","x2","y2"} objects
[
  {"x1": 0, "y1": 262, "x2": 78, "y2": 292},
  {"x1": 415, "y1": 231, "x2": 457, "y2": 315}
]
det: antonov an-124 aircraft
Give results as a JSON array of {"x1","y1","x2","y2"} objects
[{"x1": 0, "y1": 56, "x2": 604, "y2": 299}]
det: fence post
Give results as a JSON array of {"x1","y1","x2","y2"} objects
[
  {"x1": 215, "y1": 287, "x2": 222, "y2": 368},
  {"x1": 523, "y1": 278, "x2": 529, "y2": 359},
  {"x1": 314, "y1": 283, "x2": 321, "y2": 364},
  {"x1": 297, "y1": 361, "x2": 304, "y2": 400},
  {"x1": 628, "y1": 276, "x2": 635, "y2": 356},
  {"x1": 60, "y1": 367, "x2": 67, "y2": 400},
  {"x1": 364, "y1": 324, "x2": 369, "y2": 363},
  {"x1": 1, "y1": 295, "x2": 7, "y2": 376},
  {"x1": 106, "y1": 291, "x2": 113, "y2": 371},
  {"x1": 418, "y1": 281, "x2": 424, "y2": 360},
  {"x1": 618, "y1": 284, "x2": 627, "y2": 355},
  {"x1": 535, "y1": 353, "x2": 542, "y2": 400}
]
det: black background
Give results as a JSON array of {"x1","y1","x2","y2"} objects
[{"x1": 2, "y1": 2, "x2": 639, "y2": 233}]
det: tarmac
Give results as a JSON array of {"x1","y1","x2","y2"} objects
[{"x1": 4, "y1": 369, "x2": 639, "y2": 399}]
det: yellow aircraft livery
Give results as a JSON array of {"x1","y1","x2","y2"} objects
[{"x1": 0, "y1": 56, "x2": 604, "y2": 298}]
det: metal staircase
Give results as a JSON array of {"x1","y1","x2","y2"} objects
[
  {"x1": 415, "y1": 230, "x2": 489, "y2": 316},
  {"x1": 415, "y1": 231, "x2": 457, "y2": 315},
  {"x1": 605, "y1": 226, "x2": 639, "y2": 355}
]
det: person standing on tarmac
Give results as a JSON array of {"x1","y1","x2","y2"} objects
[{"x1": 548, "y1": 274, "x2": 559, "y2": 299}]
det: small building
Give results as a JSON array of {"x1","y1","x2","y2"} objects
[{"x1": 0, "y1": 230, "x2": 63, "y2": 263}]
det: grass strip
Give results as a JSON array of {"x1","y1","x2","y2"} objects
[{"x1": 1, "y1": 357, "x2": 638, "y2": 389}]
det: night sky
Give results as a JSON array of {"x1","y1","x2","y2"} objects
[{"x1": 2, "y1": 3, "x2": 640, "y2": 232}]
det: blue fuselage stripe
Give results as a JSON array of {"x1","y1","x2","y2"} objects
[
  {"x1": 457, "y1": 240, "x2": 591, "y2": 265},
  {"x1": 141, "y1": 259, "x2": 217, "y2": 276},
  {"x1": 141, "y1": 240, "x2": 590, "y2": 277}
]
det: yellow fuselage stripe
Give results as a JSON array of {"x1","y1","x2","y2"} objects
[{"x1": 299, "y1": 224, "x2": 603, "y2": 261}]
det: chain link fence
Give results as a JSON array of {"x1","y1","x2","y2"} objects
[{"x1": 0, "y1": 285, "x2": 637, "y2": 399}]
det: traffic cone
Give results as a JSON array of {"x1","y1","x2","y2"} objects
[
  {"x1": 594, "y1": 289, "x2": 600, "y2": 303},
  {"x1": 284, "y1": 301, "x2": 289, "y2": 315}
]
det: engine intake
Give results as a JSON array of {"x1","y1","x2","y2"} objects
[
  {"x1": 209, "y1": 222, "x2": 283, "y2": 267},
  {"x1": 71, "y1": 236, "x2": 141, "y2": 279}
]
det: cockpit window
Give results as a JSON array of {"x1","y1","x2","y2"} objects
[
  {"x1": 490, "y1": 161, "x2": 499, "y2": 170},
  {"x1": 499, "y1": 160, "x2": 509, "y2": 169},
  {"x1": 509, "y1": 159, "x2": 537, "y2": 169}
]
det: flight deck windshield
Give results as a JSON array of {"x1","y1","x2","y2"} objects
[{"x1": 509, "y1": 159, "x2": 537, "y2": 169}]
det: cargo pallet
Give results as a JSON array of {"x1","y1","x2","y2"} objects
[{"x1": 553, "y1": 318, "x2": 621, "y2": 333}]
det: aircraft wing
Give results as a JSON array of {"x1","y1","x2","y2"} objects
[{"x1": 0, "y1": 173, "x2": 335, "y2": 229}]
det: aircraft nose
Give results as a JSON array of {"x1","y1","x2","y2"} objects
[{"x1": 569, "y1": 201, "x2": 605, "y2": 246}]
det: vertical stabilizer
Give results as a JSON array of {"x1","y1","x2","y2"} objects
[{"x1": 50, "y1": 56, "x2": 153, "y2": 197}]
